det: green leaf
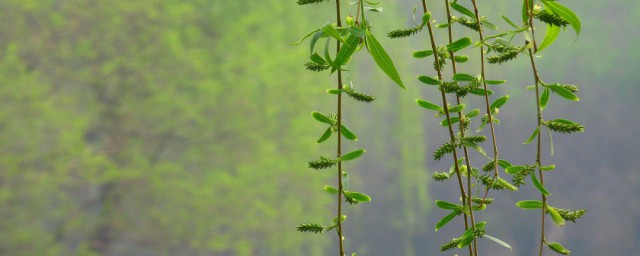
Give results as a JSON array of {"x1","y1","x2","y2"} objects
[
  {"x1": 538, "y1": 24, "x2": 560, "y2": 52},
  {"x1": 344, "y1": 191, "x2": 371, "y2": 202},
  {"x1": 490, "y1": 95, "x2": 509, "y2": 110},
  {"x1": 542, "y1": 0, "x2": 581, "y2": 37},
  {"x1": 484, "y1": 234, "x2": 512, "y2": 251},
  {"x1": 470, "y1": 88, "x2": 494, "y2": 96},
  {"x1": 417, "y1": 75, "x2": 440, "y2": 85},
  {"x1": 548, "y1": 84, "x2": 580, "y2": 101},
  {"x1": 340, "y1": 149, "x2": 365, "y2": 161},
  {"x1": 291, "y1": 28, "x2": 321, "y2": 45},
  {"x1": 541, "y1": 164, "x2": 556, "y2": 171},
  {"x1": 454, "y1": 55, "x2": 469, "y2": 63},
  {"x1": 312, "y1": 112, "x2": 334, "y2": 124},
  {"x1": 540, "y1": 87, "x2": 550, "y2": 109},
  {"x1": 309, "y1": 30, "x2": 326, "y2": 53},
  {"x1": 446, "y1": 37, "x2": 472, "y2": 52},
  {"x1": 448, "y1": 104, "x2": 465, "y2": 113},
  {"x1": 485, "y1": 79, "x2": 506, "y2": 85},
  {"x1": 334, "y1": 33, "x2": 361, "y2": 66},
  {"x1": 548, "y1": 206, "x2": 566, "y2": 226},
  {"x1": 505, "y1": 165, "x2": 526, "y2": 174},
  {"x1": 317, "y1": 128, "x2": 333, "y2": 143},
  {"x1": 516, "y1": 200, "x2": 543, "y2": 209},
  {"x1": 435, "y1": 200, "x2": 463, "y2": 210},
  {"x1": 324, "y1": 185, "x2": 339, "y2": 194},
  {"x1": 435, "y1": 211, "x2": 459, "y2": 231},
  {"x1": 501, "y1": 15, "x2": 520, "y2": 29},
  {"x1": 416, "y1": 99, "x2": 444, "y2": 112},
  {"x1": 531, "y1": 173, "x2": 551, "y2": 196},
  {"x1": 466, "y1": 109, "x2": 480, "y2": 118},
  {"x1": 327, "y1": 89, "x2": 343, "y2": 94},
  {"x1": 441, "y1": 117, "x2": 460, "y2": 127},
  {"x1": 340, "y1": 125, "x2": 357, "y2": 141},
  {"x1": 523, "y1": 127, "x2": 540, "y2": 144},
  {"x1": 310, "y1": 53, "x2": 328, "y2": 64},
  {"x1": 546, "y1": 241, "x2": 571, "y2": 255},
  {"x1": 322, "y1": 23, "x2": 348, "y2": 45},
  {"x1": 453, "y1": 73, "x2": 475, "y2": 82},
  {"x1": 365, "y1": 32, "x2": 405, "y2": 88},
  {"x1": 311, "y1": 111, "x2": 335, "y2": 124},
  {"x1": 450, "y1": 2, "x2": 475, "y2": 18},
  {"x1": 412, "y1": 50, "x2": 434, "y2": 58},
  {"x1": 421, "y1": 12, "x2": 432, "y2": 26}
]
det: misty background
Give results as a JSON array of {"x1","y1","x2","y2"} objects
[{"x1": 0, "y1": 0, "x2": 638, "y2": 255}]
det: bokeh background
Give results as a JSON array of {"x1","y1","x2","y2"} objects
[{"x1": 1, "y1": 0, "x2": 638, "y2": 255}]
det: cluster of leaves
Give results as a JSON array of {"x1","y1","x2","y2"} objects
[{"x1": 294, "y1": 1, "x2": 404, "y2": 255}]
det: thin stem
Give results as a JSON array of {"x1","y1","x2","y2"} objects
[
  {"x1": 525, "y1": 1, "x2": 545, "y2": 255},
  {"x1": 420, "y1": 1, "x2": 471, "y2": 253},
  {"x1": 335, "y1": 1, "x2": 345, "y2": 255},
  {"x1": 444, "y1": 1, "x2": 475, "y2": 255}
]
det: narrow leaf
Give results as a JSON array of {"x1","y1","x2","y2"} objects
[
  {"x1": 412, "y1": 50, "x2": 434, "y2": 58},
  {"x1": 344, "y1": 191, "x2": 371, "y2": 202},
  {"x1": 485, "y1": 80, "x2": 506, "y2": 85},
  {"x1": 538, "y1": 24, "x2": 560, "y2": 52},
  {"x1": 523, "y1": 127, "x2": 540, "y2": 144},
  {"x1": 454, "y1": 55, "x2": 469, "y2": 63},
  {"x1": 312, "y1": 112, "x2": 334, "y2": 124},
  {"x1": 547, "y1": 241, "x2": 571, "y2": 255},
  {"x1": 453, "y1": 73, "x2": 475, "y2": 81},
  {"x1": 291, "y1": 28, "x2": 321, "y2": 45},
  {"x1": 324, "y1": 185, "x2": 339, "y2": 194},
  {"x1": 322, "y1": 23, "x2": 348, "y2": 44},
  {"x1": 548, "y1": 84, "x2": 580, "y2": 101},
  {"x1": 490, "y1": 95, "x2": 509, "y2": 111},
  {"x1": 548, "y1": 206, "x2": 566, "y2": 226},
  {"x1": 340, "y1": 125, "x2": 358, "y2": 141},
  {"x1": 542, "y1": 0, "x2": 581, "y2": 37},
  {"x1": 317, "y1": 128, "x2": 333, "y2": 143},
  {"x1": 531, "y1": 173, "x2": 551, "y2": 196},
  {"x1": 416, "y1": 99, "x2": 444, "y2": 112},
  {"x1": 435, "y1": 211, "x2": 459, "y2": 231},
  {"x1": 340, "y1": 149, "x2": 365, "y2": 161},
  {"x1": 505, "y1": 165, "x2": 526, "y2": 174},
  {"x1": 417, "y1": 75, "x2": 440, "y2": 85},
  {"x1": 450, "y1": 2, "x2": 475, "y2": 18},
  {"x1": 484, "y1": 234, "x2": 512, "y2": 251},
  {"x1": 540, "y1": 87, "x2": 550, "y2": 109},
  {"x1": 366, "y1": 32, "x2": 405, "y2": 88},
  {"x1": 516, "y1": 200, "x2": 543, "y2": 209},
  {"x1": 334, "y1": 33, "x2": 361, "y2": 66},
  {"x1": 446, "y1": 37, "x2": 472, "y2": 52},
  {"x1": 435, "y1": 200, "x2": 463, "y2": 210}
]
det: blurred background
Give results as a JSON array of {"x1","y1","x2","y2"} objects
[{"x1": 0, "y1": 0, "x2": 638, "y2": 255}]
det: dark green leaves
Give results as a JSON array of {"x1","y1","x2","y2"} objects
[
  {"x1": 317, "y1": 128, "x2": 333, "y2": 143},
  {"x1": 446, "y1": 37, "x2": 472, "y2": 52},
  {"x1": 542, "y1": 0, "x2": 581, "y2": 37},
  {"x1": 412, "y1": 50, "x2": 434, "y2": 58},
  {"x1": 340, "y1": 149, "x2": 365, "y2": 161},
  {"x1": 546, "y1": 241, "x2": 571, "y2": 255},
  {"x1": 365, "y1": 32, "x2": 405, "y2": 88},
  {"x1": 322, "y1": 23, "x2": 348, "y2": 45},
  {"x1": 344, "y1": 191, "x2": 371, "y2": 202},
  {"x1": 450, "y1": 2, "x2": 475, "y2": 18},
  {"x1": 435, "y1": 211, "x2": 460, "y2": 231},
  {"x1": 547, "y1": 83, "x2": 580, "y2": 101},
  {"x1": 547, "y1": 206, "x2": 566, "y2": 226},
  {"x1": 334, "y1": 33, "x2": 361, "y2": 67},
  {"x1": 312, "y1": 112, "x2": 335, "y2": 124},
  {"x1": 531, "y1": 173, "x2": 550, "y2": 196},
  {"x1": 297, "y1": 0, "x2": 327, "y2": 5},
  {"x1": 435, "y1": 200, "x2": 463, "y2": 210},
  {"x1": 538, "y1": 24, "x2": 560, "y2": 53},
  {"x1": 416, "y1": 99, "x2": 444, "y2": 112},
  {"x1": 453, "y1": 73, "x2": 476, "y2": 82},
  {"x1": 341, "y1": 125, "x2": 357, "y2": 141},
  {"x1": 417, "y1": 75, "x2": 440, "y2": 85},
  {"x1": 516, "y1": 200, "x2": 543, "y2": 209}
]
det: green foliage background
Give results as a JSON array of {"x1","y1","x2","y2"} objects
[{"x1": 0, "y1": 0, "x2": 638, "y2": 255}]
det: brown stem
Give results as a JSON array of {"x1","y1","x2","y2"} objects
[
  {"x1": 524, "y1": 1, "x2": 546, "y2": 255},
  {"x1": 444, "y1": 1, "x2": 475, "y2": 255},
  {"x1": 335, "y1": 1, "x2": 345, "y2": 255},
  {"x1": 420, "y1": 2, "x2": 470, "y2": 254}
]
